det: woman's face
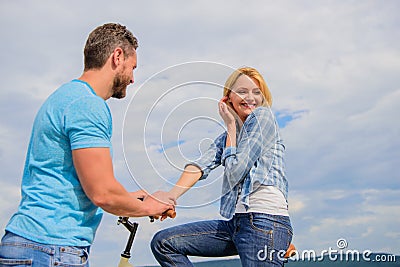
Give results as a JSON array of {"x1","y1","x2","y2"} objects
[{"x1": 228, "y1": 74, "x2": 264, "y2": 122}]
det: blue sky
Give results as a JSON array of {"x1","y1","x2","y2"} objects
[{"x1": 0, "y1": 1, "x2": 399, "y2": 266}]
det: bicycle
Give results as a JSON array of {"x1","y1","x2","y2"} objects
[{"x1": 117, "y1": 210, "x2": 176, "y2": 267}]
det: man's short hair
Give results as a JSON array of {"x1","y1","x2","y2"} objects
[{"x1": 84, "y1": 23, "x2": 138, "y2": 70}]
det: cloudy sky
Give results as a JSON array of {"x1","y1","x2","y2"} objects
[{"x1": 0, "y1": 1, "x2": 399, "y2": 266}]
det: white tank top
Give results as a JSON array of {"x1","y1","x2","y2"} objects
[{"x1": 235, "y1": 185, "x2": 289, "y2": 216}]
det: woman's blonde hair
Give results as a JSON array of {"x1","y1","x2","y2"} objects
[{"x1": 223, "y1": 67, "x2": 272, "y2": 110}]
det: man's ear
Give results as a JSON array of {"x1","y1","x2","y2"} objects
[{"x1": 112, "y1": 47, "x2": 124, "y2": 67}]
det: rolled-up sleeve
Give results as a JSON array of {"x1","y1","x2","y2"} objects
[
  {"x1": 221, "y1": 146, "x2": 236, "y2": 166},
  {"x1": 185, "y1": 133, "x2": 225, "y2": 180}
]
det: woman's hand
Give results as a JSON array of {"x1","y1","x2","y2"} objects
[
  {"x1": 219, "y1": 96, "x2": 237, "y2": 148},
  {"x1": 219, "y1": 96, "x2": 235, "y2": 127}
]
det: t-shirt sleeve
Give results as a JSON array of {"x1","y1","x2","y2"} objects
[{"x1": 63, "y1": 96, "x2": 112, "y2": 150}]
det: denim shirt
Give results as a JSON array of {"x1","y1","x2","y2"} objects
[{"x1": 188, "y1": 107, "x2": 288, "y2": 219}]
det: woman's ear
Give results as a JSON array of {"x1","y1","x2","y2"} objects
[{"x1": 226, "y1": 93, "x2": 232, "y2": 103}]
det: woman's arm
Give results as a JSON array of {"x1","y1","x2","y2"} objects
[
  {"x1": 168, "y1": 132, "x2": 226, "y2": 200},
  {"x1": 169, "y1": 165, "x2": 203, "y2": 200}
]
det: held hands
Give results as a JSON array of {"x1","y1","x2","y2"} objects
[
  {"x1": 142, "y1": 191, "x2": 176, "y2": 221},
  {"x1": 219, "y1": 96, "x2": 235, "y2": 126}
]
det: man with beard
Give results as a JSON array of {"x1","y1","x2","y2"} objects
[{"x1": 0, "y1": 23, "x2": 175, "y2": 266}]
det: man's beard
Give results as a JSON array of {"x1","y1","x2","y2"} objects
[{"x1": 111, "y1": 72, "x2": 131, "y2": 99}]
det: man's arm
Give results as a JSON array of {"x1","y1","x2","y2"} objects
[{"x1": 72, "y1": 147, "x2": 174, "y2": 217}]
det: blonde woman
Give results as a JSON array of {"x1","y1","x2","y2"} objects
[{"x1": 151, "y1": 67, "x2": 292, "y2": 266}]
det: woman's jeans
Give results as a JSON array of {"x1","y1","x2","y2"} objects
[
  {"x1": 0, "y1": 231, "x2": 90, "y2": 267},
  {"x1": 151, "y1": 213, "x2": 292, "y2": 267}
]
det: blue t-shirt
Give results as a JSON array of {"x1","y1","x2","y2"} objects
[{"x1": 6, "y1": 80, "x2": 112, "y2": 246}]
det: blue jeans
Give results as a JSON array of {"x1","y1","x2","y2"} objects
[
  {"x1": 0, "y1": 232, "x2": 90, "y2": 267},
  {"x1": 151, "y1": 213, "x2": 292, "y2": 267}
]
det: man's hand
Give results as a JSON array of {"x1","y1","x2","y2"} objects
[
  {"x1": 152, "y1": 209, "x2": 177, "y2": 222},
  {"x1": 142, "y1": 191, "x2": 176, "y2": 217},
  {"x1": 147, "y1": 191, "x2": 177, "y2": 221},
  {"x1": 130, "y1": 190, "x2": 148, "y2": 200}
]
